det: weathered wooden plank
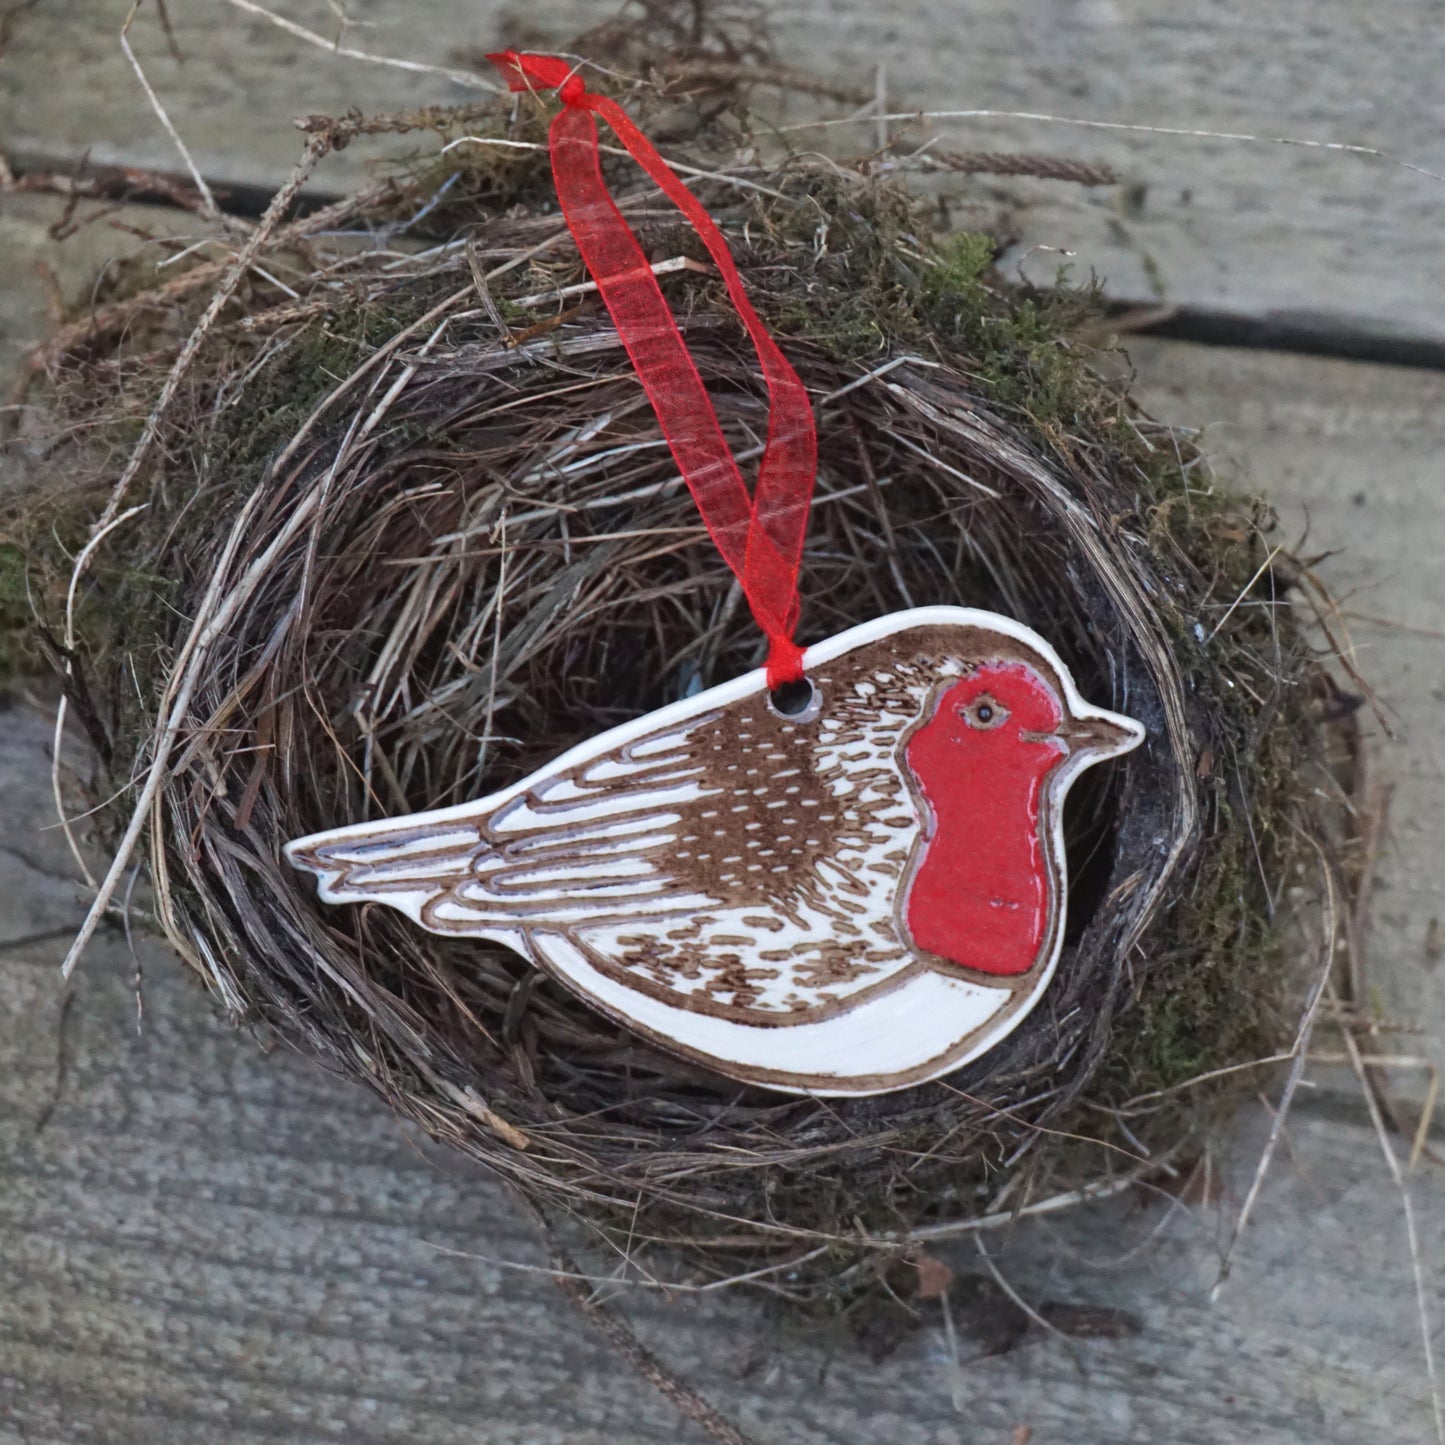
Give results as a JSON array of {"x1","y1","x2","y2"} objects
[
  {"x1": 1130, "y1": 337, "x2": 1445, "y2": 1074},
  {"x1": 3, "y1": 0, "x2": 1442, "y2": 347},
  {"x1": 0, "y1": 193, "x2": 198, "y2": 381}
]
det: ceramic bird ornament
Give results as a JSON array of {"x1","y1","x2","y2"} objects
[{"x1": 287, "y1": 608, "x2": 1144, "y2": 1095}]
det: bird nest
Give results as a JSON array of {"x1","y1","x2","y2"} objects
[{"x1": 3, "y1": 62, "x2": 1360, "y2": 1303}]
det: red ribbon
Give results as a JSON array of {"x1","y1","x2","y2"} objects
[{"x1": 487, "y1": 50, "x2": 816, "y2": 687}]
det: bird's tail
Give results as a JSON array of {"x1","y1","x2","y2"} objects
[{"x1": 285, "y1": 814, "x2": 484, "y2": 909}]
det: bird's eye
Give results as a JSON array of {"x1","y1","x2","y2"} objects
[{"x1": 961, "y1": 694, "x2": 1008, "y2": 730}]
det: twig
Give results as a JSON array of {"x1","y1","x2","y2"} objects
[
  {"x1": 440, "y1": 135, "x2": 791, "y2": 200},
  {"x1": 1120, "y1": 1051, "x2": 1298, "y2": 1109},
  {"x1": 975, "y1": 1234, "x2": 1085, "y2": 1373},
  {"x1": 220, "y1": 0, "x2": 498, "y2": 92},
  {"x1": 659, "y1": 57, "x2": 866, "y2": 106},
  {"x1": 292, "y1": 100, "x2": 503, "y2": 142},
  {"x1": 873, "y1": 62, "x2": 889, "y2": 156},
  {"x1": 32, "y1": 989, "x2": 76, "y2": 1134},
  {"x1": 780, "y1": 109, "x2": 1444, "y2": 183},
  {"x1": 60, "y1": 484, "x2": 268, "y2": 979},
  {"x1": 546, "y1": 1235, "x2": 759, "y2": 1445},
  {"x1": 908, "y1": 147, "x2": 1119, "y2": 187},
  {"x1": 1, "y1": 158, "x2": 213, "y2": 212},
  {"x1": 93, "y1": 133, "x2": 330, "y2": 533},
  {"x1": 892, "y1": 1164, "x2": 1166, "y2": 1244},
  {"x1": 1204, "y1": 544, "x2": 1284, "y2": 643},
  {"x1": 1341, "y1": 609, "x2": 1445, "y2": 641},
  {"x1": 1333, "y1": 982, "x2": 1445, "y2": 1443},
  {"x1": 1212, "y1": 848, "x2": 1339, "y2": 1298},
  {"x1": 18, "y1": 170, "x2": 428, "y2": 377},
  {"x1": 51, "y1": 502, "x2": 149, "y2": 891},
  {"x1": 119, "y1": 0, "x2": 222, "y2": 221},
  {"x1": 423, "y1": 1238, "x2": 831, "y2": 1297},
  {"x1": 152, "y1": 0, "x2": 181, "y2": 61},
  {"x1": 506, "y1": 255, "x2": 711, "y2": 310}
]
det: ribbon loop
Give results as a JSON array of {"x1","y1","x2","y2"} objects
[{"x1": 488, "y1": 49, "x2": 816, "y2": 687}]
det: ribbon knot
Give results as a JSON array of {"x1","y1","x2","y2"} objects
[{"x1": 487, "y1": 49, "x2": 817, "y2": 688}]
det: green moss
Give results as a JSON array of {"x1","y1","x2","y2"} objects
[
  {"x1": 0, "y1": 271, "x2": 445, "y2": 712},
  {"x1": 208, "y1": 296, "x2": 439, "y2": 481},
  {"x1": 737, "y1": 174, "x2": 1128, "y2": 493},
  {"x1": 0, "y1": 540, "x2": 30, "y2": 690},
  {"x1": 0, "y1": 498, "x2": 100, "y2": 694}
]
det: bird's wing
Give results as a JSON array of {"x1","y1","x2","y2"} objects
[{"x1": 287, "y1": 709, "x2": 725, "y2": 933}]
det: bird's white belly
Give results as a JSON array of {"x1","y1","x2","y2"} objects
[{"x1": 537, "y1": 931, "x2": 1022, "y2": 1096}]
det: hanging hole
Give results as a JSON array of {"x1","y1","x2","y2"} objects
[{"x1": 768, "y1": 675, "x2": 821, "y2": 722}]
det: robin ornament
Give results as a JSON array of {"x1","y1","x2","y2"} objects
[
  {"x1": 287, "y1": 55, "x2": 1146, "y2": 1096},
  {"x1": 288, "y1": 609, "x2": 1143, "y2": 1095}
]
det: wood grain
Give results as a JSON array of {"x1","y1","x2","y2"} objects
[{"x1": 2, "y1": 0, "x2": 1442, "y2": 346}]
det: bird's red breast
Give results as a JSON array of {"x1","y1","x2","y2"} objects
[{"x1": 902, "y1": 665, "x2": 1068, "y2": 976}]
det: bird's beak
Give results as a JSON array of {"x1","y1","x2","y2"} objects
[{"x1": 1058, "y1": 709, "x2": 1146, "y2": 759}]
